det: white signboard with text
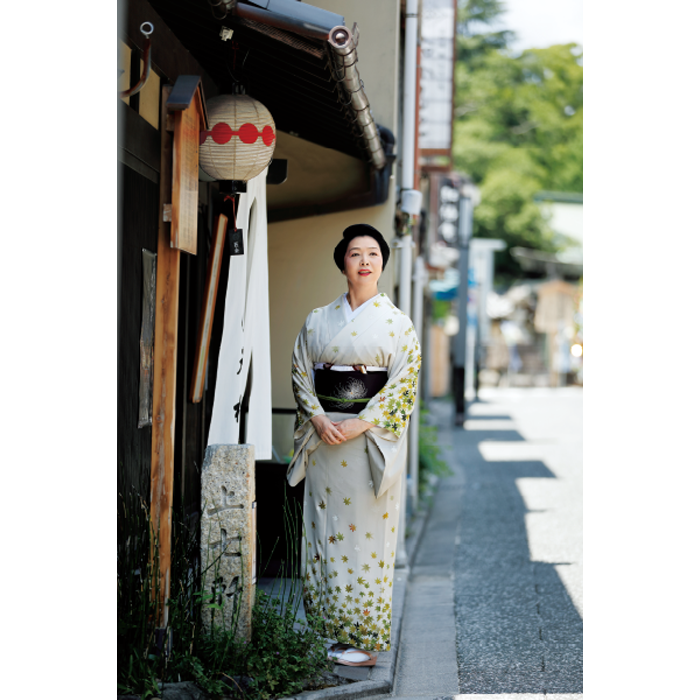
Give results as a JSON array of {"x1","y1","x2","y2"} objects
[{"x1": 419, "y1": 0, "x2": 455, "y2": 153}]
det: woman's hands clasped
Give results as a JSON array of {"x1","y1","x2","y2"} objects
[{"x1": 311, "y1": 415, "x2": 373, "y2": 445}]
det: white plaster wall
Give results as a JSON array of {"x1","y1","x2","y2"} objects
[
  {"x1": 267, "y1": 0, "x2": 402, "y2": 413},
  {"x1": 268, "y1": 206, "x2": 398, "y2": 411}
]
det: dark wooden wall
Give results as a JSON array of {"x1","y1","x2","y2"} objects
[
  {"x1": 118, "y1": 163, "x2": 159, "y2": 498},
  {"x1": 118, "y1": 159, "x2": 229, "y2": 520},
  {"x1": 173, "y1": 209, "x2": 216, "y2": 518}
]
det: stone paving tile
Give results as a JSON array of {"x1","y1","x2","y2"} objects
[
  {"x1": 394, "y1": 655, "x2": 459, "y2": 696},
  {"x1": 333, "y1": 665, "x2": 371, "y2": 681}
]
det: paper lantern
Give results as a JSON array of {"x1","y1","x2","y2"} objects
[{"x1": 199, "y1": 94, "x2": 276, "y2": 182}]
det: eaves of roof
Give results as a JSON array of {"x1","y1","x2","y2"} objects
[{"x1": 139, "y1": 0, "x2": 390, "y2": 169}]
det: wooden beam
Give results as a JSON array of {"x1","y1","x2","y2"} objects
[
  {"x1": 150, "y1": 84, "x2": 180, "y2": 627},
  {"x1": 190, "y1": 212, "x2": 228, "y2": 403}
]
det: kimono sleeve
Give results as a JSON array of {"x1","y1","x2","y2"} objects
[
  {"x1": 287, "y1": 314, "x2": 325, "y2": 487},
  {"x1": 359, "y1": 318, "x2": 422, "y2": 499},
  {"x1": 358, "y1": 318, "x2": 422, "y2": 440},
  {"x1": 291, "y1": 314, "x2": 326, "y2": 431}
]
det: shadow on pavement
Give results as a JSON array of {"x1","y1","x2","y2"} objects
[{"x1": 433, "y1": 399, "x2": 583, "y2": 695}]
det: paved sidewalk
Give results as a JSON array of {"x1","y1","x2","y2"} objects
[{"x1": 392, "y1": 454, "x2": 465, "y2": 697}]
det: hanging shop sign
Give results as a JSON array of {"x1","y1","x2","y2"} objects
[
  {"x1": 165, "y1": 76, "x2": 209, "y2": 255},
  {"x1": 436, "y1": 177, "x2": 460, "y2": 246},
  {"x1": 419, "y1": 0, "x2": 456, "y2": 157}
]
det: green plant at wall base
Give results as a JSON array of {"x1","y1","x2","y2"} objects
[
  {"x1": 418, "y1": 402, "x2": 452, "y2": 495},
  {"x1": 117, "y1": 491, "x2": 162, "y2": 699},
  {"x1": 118, "y1": 488, "x2": 332, "y2": 699},
  {"x1": 245, "y1": 593, "x2": 332, "y2": 700}
]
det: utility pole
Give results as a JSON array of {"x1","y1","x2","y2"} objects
[
  {"x1": 465, "y1": 238, "x2": 506, "y2": 403},
  {"x1": 452, "y1": 181, "x2": 479, "y2": 425}
]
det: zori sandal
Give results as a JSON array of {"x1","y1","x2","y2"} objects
[{"x1": 328, "y1": 647, "x2": 377, "y2": 667}]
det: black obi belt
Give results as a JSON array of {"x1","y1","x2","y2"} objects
[{"x1": 314, "y1": 369, "x2": 388, "y2": 414}]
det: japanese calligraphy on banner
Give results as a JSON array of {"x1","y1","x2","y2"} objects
[{"x1": 419, "y1": 0, "x2": 456, "y2": 154}]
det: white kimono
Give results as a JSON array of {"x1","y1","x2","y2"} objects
[{"x1": 287, "y1": 292, "x2": 421, "y2": 651}]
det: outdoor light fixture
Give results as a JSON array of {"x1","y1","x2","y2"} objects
[
  {"x1": 400, "y1": 189, "x2": 422, "y2": 216},
  {"x1": 199, "y1": 94, "x2": 277, "y2": 182}
]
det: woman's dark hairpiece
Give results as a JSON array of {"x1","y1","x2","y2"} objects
[{"x1": 334, "y1": 223, "x2": 390, "y2": 271}]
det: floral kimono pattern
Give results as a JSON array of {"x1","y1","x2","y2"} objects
[{"x1": 287, "y1": 293, "x2": 421, "y2": 651}]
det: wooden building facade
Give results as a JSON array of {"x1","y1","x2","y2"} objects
[{"x1": 117, "y1": 0, "x2": 406, "y2": 580}]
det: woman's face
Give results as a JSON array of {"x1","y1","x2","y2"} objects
[{"x1": 343, "y1": 235, "x2": 383, "y2": 288}]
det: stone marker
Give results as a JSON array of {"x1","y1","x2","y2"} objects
[{"x1": 200, "y1": 444, "x2": 256, "y2": 640}]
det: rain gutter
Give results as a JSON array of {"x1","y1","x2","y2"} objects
[
  {"x1": 327, "y1": 25, "x2": 387, "y2": 171},
  {"x1": 225, "y1": 0, "x2": 343, "y2": 41}
]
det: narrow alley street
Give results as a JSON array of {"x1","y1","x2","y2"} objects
[{"x1": 391, "y1": 387, "x2": 583, "y2": 700}]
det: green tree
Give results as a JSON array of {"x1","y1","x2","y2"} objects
[{"x1": 452, "y1": 0, "x2": 583, "y2": 280}]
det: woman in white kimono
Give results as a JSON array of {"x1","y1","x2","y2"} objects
[{"x1": 287, "y1": 224, "x2": 421, "y2": 667}]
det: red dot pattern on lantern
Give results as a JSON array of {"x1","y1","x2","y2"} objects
[
  {"x1": 200, "y1": 122, "x2": 276, "y2": 147},
  {"x1": 199, "y1": 94, "x2": 277, "y2": 182}
]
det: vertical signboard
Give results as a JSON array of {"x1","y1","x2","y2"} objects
[
  {"x1": 167, "y1": 76, "x2": 208, "y2": 255},
  {"x1": 419, "y1": 0, "x2": 456, "y2": 157},
  {"x1": 436, "y1": 177, "x2": 460, "y2": 246}
]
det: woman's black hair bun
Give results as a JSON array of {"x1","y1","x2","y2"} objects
[{"x1": 333, "y1": 224, "x2": 390, "y2": 271}]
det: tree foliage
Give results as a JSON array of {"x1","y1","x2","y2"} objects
[{"x1": 452, "y1": 0, "x2": 583, "y2": 279}]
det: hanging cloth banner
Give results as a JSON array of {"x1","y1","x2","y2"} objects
[{"x1": 207, "y1": 169, "x2": 272, "y2": 460}]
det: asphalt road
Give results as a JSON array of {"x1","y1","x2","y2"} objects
[{"x1": 394, "y1": 387, "x2": 583, "y2": 700}]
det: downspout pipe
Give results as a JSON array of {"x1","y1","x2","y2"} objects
[
  {"x1": 396, "y1": 0, "x2": 421, "y2": 571},
  {"x1": 398, "y1": 0, "x2": 421, "y2": 317},
  {"x1": 401, "y1": 0, "x2": 419, "y2": 198},
  {"x1": 409, "y1": 255, "x2": 426, "y2": 512}
]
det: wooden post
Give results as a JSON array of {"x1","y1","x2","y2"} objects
[
  {"x1": 190, "y1": 212, "x2": 229, "y2": 403},
  {"x1": 150, "y1": 84, "x2": 180, "y2": 627}
]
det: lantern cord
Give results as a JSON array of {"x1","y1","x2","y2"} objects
[{"x1": 224, "y1": 195, "x2": 238, "y2": 230}]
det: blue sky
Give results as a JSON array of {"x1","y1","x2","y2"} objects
[{"x1": 499, "y1": 0, "x2": 583, "y2": 54}]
